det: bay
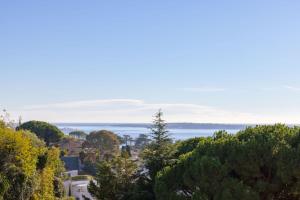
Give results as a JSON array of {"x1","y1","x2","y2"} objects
[{"x1": 56, "y1": 123, "x2": 245, "y2": 141}]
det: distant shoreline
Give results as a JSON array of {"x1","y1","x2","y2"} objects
[{"x1": 54, "y1": 123, "x2": 256, "y2": 130}]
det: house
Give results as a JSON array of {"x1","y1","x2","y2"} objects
[
  {"x1": 61, "y1": 156, "x2": 80, "y2": 171},
  {"x1": 59, "y1": 137, "x2": 84, "y2": 156},
  {"x1": 64, "y1": 176, "x2": 94, "y2": 200}
]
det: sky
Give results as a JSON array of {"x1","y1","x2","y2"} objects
[{"x1": 1, "y1": 0, "x2": 300, "y2": 124}]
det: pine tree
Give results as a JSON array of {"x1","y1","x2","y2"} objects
[
  {"x1": 142, "y1": 109, "x2": 173, "y2": 181},
  {"x1": 88, "y1": 153, "x2": 137, "y2": 200},
  {"x1": 88, "y1": 161, "x2": 117, "y2": 200},
  {"x1": 149, "y1": 109, "x2": 171, "y2": 145}
]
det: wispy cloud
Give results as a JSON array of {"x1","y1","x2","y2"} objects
[
  {"x1": 24, "y1": 99, "x2": 144, "y2": 110},
  {"x1": 284, "y1": 85, "x2": 300, "y2": 92},
  {"x1": 9, "y1": 98, "x2": 296, "y2": 124},
  {"x1": 181, "y1": 87, "x2": 226, "y2": 92}
]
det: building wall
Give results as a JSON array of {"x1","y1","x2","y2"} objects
[{"x1": 64, "y1": 178, "x2": 94, "y2": 200}]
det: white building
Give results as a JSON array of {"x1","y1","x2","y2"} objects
[
  {"x1": 64, "y1": 175, "x2": 95, "y2": 200},
  {"x1": 65, "y1": 170, "x2": 78, "y2": 177},
  {"x1": 71, "y1": 180, "x2": 94, "y2": 200}
]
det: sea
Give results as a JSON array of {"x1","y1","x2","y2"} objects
[{"x1": 56, "y1": 123, "x2": 248, "y2": 141}]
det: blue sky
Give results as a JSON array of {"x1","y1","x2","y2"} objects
[{"x1": 1, "y1": 1, "x2": 300, "y2": 123}]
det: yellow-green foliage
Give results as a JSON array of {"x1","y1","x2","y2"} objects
[
  {"x1": 47, "y1": 147, "x2": 65, "y2": 176},
  {"x1": 71, "y1": 175, "x2": 92, "y2": 181},
  {"x1": 32, "y1": 167, "x2": 55, "y2": 200},
  {"x1": 32, "y1": 148, "x2": 65, "y2": 200},
  {"x1": 0, "y1": 125, "x2": 40, "y2": 177},
  {"x1": 0, "y1": 122, "x2": 65, "y2": 200}
]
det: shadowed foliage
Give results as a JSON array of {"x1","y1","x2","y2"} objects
[
  {"x1": 17, "y1": 120, "x2": 64, "y2": 146},
  {"x1": 155, "y1": 125, "x2": 300, "y2": 200}
]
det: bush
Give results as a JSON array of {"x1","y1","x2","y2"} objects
[{"x1": 71, "y1": 175, "x2": 92, "y2": 181}]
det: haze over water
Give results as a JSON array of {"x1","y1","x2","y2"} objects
[{"x1": 57, "y1": 123, "x2": 243, "y2": 140}]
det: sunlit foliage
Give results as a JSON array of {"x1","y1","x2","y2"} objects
[{"x1": 0, "y1": 121, "x2": 65, "y2": 200}]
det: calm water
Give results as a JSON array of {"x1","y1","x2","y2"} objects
[{"x1": 57, "y1": 124, "x2": 242, "y2": 141}]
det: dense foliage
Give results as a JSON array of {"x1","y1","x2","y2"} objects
[
  {"x1": 134, "y1": 134, "x2": 151, "y2": 149},
  {"x1": 0, "y1": 121, "x2": 65, "y2": 200},
  {"x1": 155, "y1": 124, "x2": 300, "y2": 200},
  {"x1": 11, "y1": 110, "x2": 298, "y2": 200},
  {"x1": 122, "y1": 135, "x2": 134, "y2": 146},
  {"x1": 69, "y1": 130, "x2": 87, "y2": 139},
  {"x1": 83, "y1": 130, "x2": 120, "y2": 159},
  {"x1": 173, "y1": 137, "x2": 203, "y2": 157},
  {"x1": 17, "y1": 120, "x2": 64, "y2": 145},
  {"x1": 88, "y1": 152, "x2": 137, "y2": 200}
]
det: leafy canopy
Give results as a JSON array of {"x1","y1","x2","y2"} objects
[
  {"x1": 155, "y1": 124, "x2": 300, "y2": 200},
  {"x1": 69, "y1": 130, "x2": 87, "y2": 139},
  {"x1": 83, "y1": 130, "x2": 120, "y2": 159},
  {"x1": 17, "y1": 120, "x2": 64, "y2": 145}
]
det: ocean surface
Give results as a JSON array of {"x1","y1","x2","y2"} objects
[{"x1": 56, "y1": 123, "x2": 246, "y2": 141}]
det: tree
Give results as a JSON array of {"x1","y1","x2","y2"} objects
[
  {"x1": 0, "y1": 109, "x2": 15, "y2": 129},
  {"x1": 155, "y1": 125, "x2": 300, "y2": 200},
  {"x1": 113, "y1": 152, "x2": 138, "y2": 198},
  {"x1": 17, "y1": 121, "x2": 64, "y2": 146},
  {"x1": 134, "y1": 134, "x2": 151, "y2": 149},
  {"x1": 0, "y1": 120, "x2": 65, "y2": 200},
  {"x1": 121, "y1": 145, "x2": 132, "y2": 157},
  {"x1": 88, "y1": 153, "x2": 137, "y2": 200},
  {"x1": 149, "y1": 109, "x2": 172, "y2": 145},
  {"x1": 69, "y1": 130, "x2": 87, "y2": 139},
  {"x1": 88, "y1": 161, "x2": 118, "y2": 200},
  {"x1": 117, "y1": 135, "x2": 125, "y2": 145},
  {"x1": 122, "y1": 135, "x2": 132, "y2": 146},
  {"x1": 53, "y1": 177, "x2": 65, "y2": 199},
  {"x1": 59, "y1": 137, "x2": 84, "y2": 156},
  {"x1": 0, "y1": 125, "x2": 40, "y2": 200},
  {"x1": 32, "y1": 147, "x2": 65, "y2": 200},
  {"x1": 173, "y1": 137, "x2": 203, "y2": 158},
  {"x1": 142, "y1": 109, "x2": 173, "y2": 181},
  {"x1": 83, "y1": 130, "x2": 120, "y2": 160}
]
